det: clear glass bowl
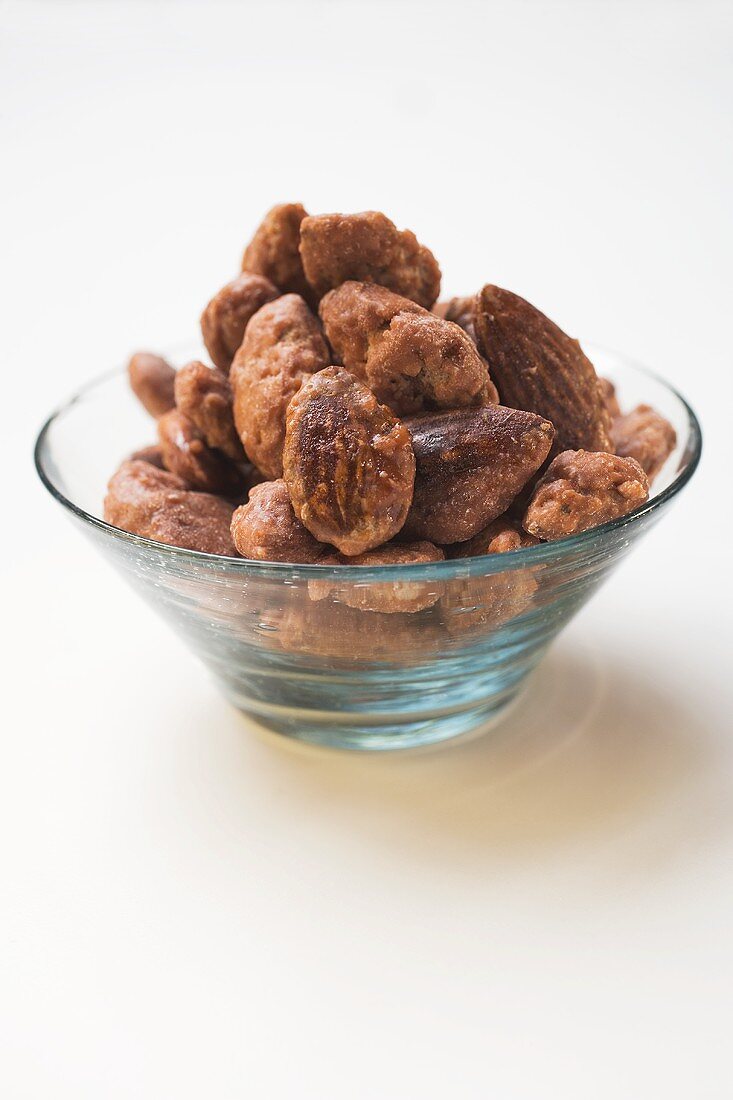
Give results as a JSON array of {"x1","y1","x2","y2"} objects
[{"x1": 35, "y1": 345, "x2": 701, "y2": 751}]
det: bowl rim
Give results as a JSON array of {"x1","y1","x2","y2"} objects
[{"x1": 34, "y1": 348, "x2": 702, "y2": 581}]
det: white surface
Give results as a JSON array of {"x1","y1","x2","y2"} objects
[{"x1": 2, "y1": 1, "x2": 732, "y2": 1096}]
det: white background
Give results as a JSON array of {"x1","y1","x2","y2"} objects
[{"x1": 3, "y1": 1, "x2": 732, "y2": 1096}]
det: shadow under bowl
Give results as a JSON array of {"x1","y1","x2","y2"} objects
[{"x1": 35, "y1": 345, "x2": 701, "y2": 750}]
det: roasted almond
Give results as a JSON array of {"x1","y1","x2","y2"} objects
[
  {"x1": 401, "y1": 405, "x2": 555, "y2": 543},
  {"x1": 474, "y1": 285, "x2": 612, "y2": 453}
]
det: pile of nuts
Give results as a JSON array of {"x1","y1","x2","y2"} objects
[{"x1": 106, "y1": 204, "x2": 676, "y2": 585}]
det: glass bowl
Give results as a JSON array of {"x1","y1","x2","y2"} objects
[{"x1": 34, "y1": 345, "x2": 701, "y2": 751}]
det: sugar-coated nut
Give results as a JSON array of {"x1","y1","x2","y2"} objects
[
  {"x1": 449, "y1": 517, "x2": 540, "y2": 558},
  {"x1": 300, "y1": 211, "x2": 441, "y2": 308},
  {"x1": 308, "y1": 541, "x2": 444, "y2": 613},
  {"x1": 433, "y1": 296, "x2": 477, "y2": 341},
  {"x1": 128, "y1": 351, "x2": 176, "y2": 418},
  {"x1": 283, "y1": 366, "x2": 416, "y2": 556},
  {"x1": 104, "y1": 460, "x2": 238, "y2": 555},
  {"x1": 200, "y1": 273, "x2": 280, "y2": 373},
  {"x1": 230, "y1": 480, "x2": 329, "y2": 563},
  {"x1": 401, "y1": 405, "x2": 555, "y2": 543},
  {"x1": 241, "y1": 203, "x2": 313, "y2": 303},
  {"x1": 475, "y1": 286, "x2": 612, "y2": 454},
  {"x1": 442, "y1": 518, "x2": 540, "y2": 636},
  {"x1": 612, "y1": 404, "x2": 676, "y2": 481},
  {"x1": 174, "y1": 360, "x2": 245, "y2": 462},
  {"x1": 265, "y1": 598, "x2": 443, "y2": 663},
  {"x1": 320, "y1": 281, "x2": 497, "y2": 416},
  {"x1": 230, "y1": 294, "x2": 331, "y2": 478},
  {"x1": 128, "y1": 444, "x2": 165, "y2": 469},
  {"x1": 157, "y1": 409, "x2": 245, "y2": 496},
  {"x1": 523, "y1": 449, "x2": 649, "y2": 540},
  {"x1": 598, "y1": 377, "x2": 621, "y2": 420}
]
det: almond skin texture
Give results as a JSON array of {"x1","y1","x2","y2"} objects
[
  {"x1": 241, "y1": 203, "x2": 313, "y2": 304},
  {"x1": 308, "y1": 541, "x2": 444, "y2": 613},
  {"x1": 300, "y1": 211, "x2": 441, "y2": 308},
  {"x1": 174, "y1": 360, "x2": 245, "y2": 462},
  {"x1": 283, "y1": 366, "x2": 416, "y2": 556},
  {"x1": 104, "y1": 460, "x2": 238, "y2": 556},
  {"x1": 401, "y1": 405, "x2": 555, "y2": 543},
  {"x1": 200, "y1": 273, "x2": 280, "y2": 373},
  {"x1": 474, "y1": 285, "x2": 612, "y2": 454},
  {"x1": 523, "y1": 449, "x2": 649, "y2": 540},
  {"x1": 128, "y1": 352, "x2": 176, "y2": 418},
  {"x1": 612, "y1": 404, "x2": 676, "y2": 481},
  {"x1": 230, "y1": 294, "x2": 331, "y2": 479},
  {"x1": 230, "y1": 479, "x2": 329, "y2": 563},
  {"x1": 157, "y1": 409, "x2": 245, "y2": 496},
  {"x1": 320, "y1": 281, "x2": 497, "y2": 416}
]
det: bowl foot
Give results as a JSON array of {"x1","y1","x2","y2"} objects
[{"x1": 224, "y1": 685, "x2": 525, "y2": 752}]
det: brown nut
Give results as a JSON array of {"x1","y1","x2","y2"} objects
[
  {"x1": 612, "y1": 404, "x2": 676, "y2": 481},
  {"x1": 320, "y1": 281, "x2": 497, "y2": 416},
  {"x1": 598, "y1": 376, "x2": 622, "y2": 420},
  {"x1": 158, "y1": 409, "x2": 245, "y2": 496},
  {"x1": 127, "y1": 351, "x2": 176, "y2": 418},
  {"x1": 174, "y1": 360, "x2": 245, "y2": 462},
  {"x1": 433, "y1": 296, "x2": 477, "y2": 341},
  {"x1": 299, "y1": 210, "x2": 441, "y2": 308},
  {"x1": 265, "y1": 598, "x2": 442, "y2": 664},
  {"x1": 200, "y1": 273, "x2": 280, "y2": 373},
  {"x1": 230, "y1": 294, "x2": 331, "y2": 479},
  {"x1": 401, "y1": 405, "x2": 555, "y2": 543},
  {"x1": 308, "y1": 541, "x2": 444, "y2": 613},
  {"x1": 442, "y1": 518, "x2": 540, "y2": 637},
  {"x1": 474, "y1": 286, "x2": 612, "y2": 453},
  {"x1": 449, "y1": 517, "x2": 540, "y2": 558},
  {"x1": 104, "y1": 460, "x2": 238, "y2": 556},
  {"x1": 241, "y1": 202, "x2": 313, "y2": 303},
  {"x1": 523, "y1": 449, "x2": 649, "y2": 540},
  {"x1": 283, "y1": 366, "x2": 416, "y2": 556},
  {"x1": 128, "y1": 444, "x2": 165, "y2": 469},
  {"x1": 230, "y1": 479, "x2": 330, "y2": 563}
]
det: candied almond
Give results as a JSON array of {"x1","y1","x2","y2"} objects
[
  {"x1": 474, "y1": 286, "x2": 612, "y2": 453},
  {"x1": 128, "y1": 351, "x2": 176, "y2": 418},
  {"x1": 449, "y1": 517, "x2": 540, "y2": 558},
  {"x1": 200, "y1": 273, "x2": 280, "y2": 372},
  {"x1": 230, "y1": 480, "x2": 329, "y2": 563},
  {"x1": 230, "y1": 293, "x2": 331, "y2": 478},
  {"x1": 174, "y1": 360, "x2": 245, "y2": 462},
  {"x1": 433, "y1": 296, "x2": 477, "y2": 341},
  {"x1": 283, "y1": 366, "x2": 416, "y2": 556},
  {"x1": 128, "y1": 444, "x2": 165, "y2": 469},
  {"x1": 104, "y1": 459, "x2": 237, "y2": 556},
  {"x1": 320, "y1": 281, "x2": 497, "y2": 416},
  {"x1": 300, "y1": 210, "x2": 441, "y2": 308},
  {"x1": 612, "y1": 404, "x2": 676, "y2": 481},
  {"x1": 441, "y1": 517, "x2": 541, "y2": 636},
  {"x1": 241, "y1": 203, "x2": 313, "y2": 303},
  {"x1": 158, "y1": 409, "x2": 245, "y2": 496},
  {"x1": 523, "y1": 449, "x2": 649, "y2": 540},
  {"x1": 597, "y1": 376, "x2": 621, "y2": 420},
  {"x1": 308, "y1": 541, "x2": 444, "y2": 613},
  {"x1": 401, "y1": 405, "x2": 554, "y2": 543}
]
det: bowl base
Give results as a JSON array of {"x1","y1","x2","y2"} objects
[{"x1": 224, "y1": 684, "x2": 525, "y2": 752}]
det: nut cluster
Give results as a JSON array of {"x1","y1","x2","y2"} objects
[{"x1": 109, "y1": 203, "x2": 677, "y2": 610}]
